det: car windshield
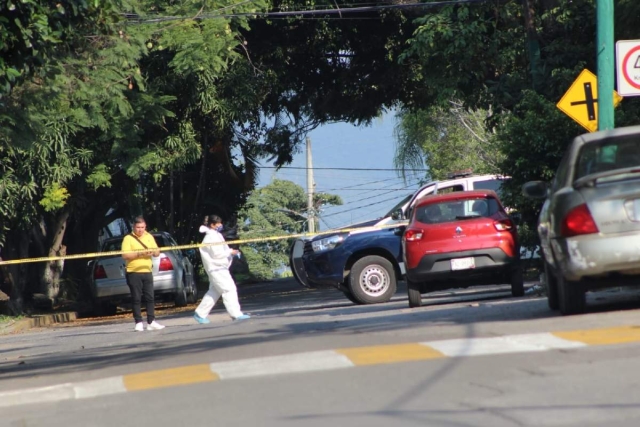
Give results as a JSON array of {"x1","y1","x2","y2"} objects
[
  {"x1": 414, "y1": 197, "x2": 500, "y2": 224},
  {"x1": 575, "y1": 136, "x2": 640, "y2": 180}
]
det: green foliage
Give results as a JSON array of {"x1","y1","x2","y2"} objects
[
  {"x1": 39, "y1": 183, "x2": 70, "y2": 212},
  {"x1": 237, "y1": 179, "x2": 340, "y2": 280},
  {"x1": 394, "y1": 102, "x2": 500, "y2": 181}
]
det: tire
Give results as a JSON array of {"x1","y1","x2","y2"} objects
[
  {"x1": 510, "y1": 265, "x2": 524, "y2": 297},
  {"x1": 348, "y1": 256, "x2": 397, "y2": 304},
  {"x1": 186, "y1": 276, "x2": 198, "y2": 304},
  {"x1": 343, "y1": 290, "x2": 359, "y2": 304},
  {"x1": 558, "y1": 275, "x2": 586, "y2": 315},
  {"x1": 407, "y1": 279, "x2": 422, "y2": 308},
  {"x1": 544, "y1": 261, "x2": 559, "y2": 310},
  {"x1": 93, "y1": 300, "x2": 117, "y2": 317},
  {"x1": 174, "y1": 277, "x2": 188, "y2": 307}
]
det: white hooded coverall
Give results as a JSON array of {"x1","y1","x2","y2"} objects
[{"x1": 195, "y1": 226, "x2": 244, "y2": 319}]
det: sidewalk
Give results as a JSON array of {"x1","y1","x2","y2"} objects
[{"x1": 0, "y1": 312, "x2": 78, "y2": 336}]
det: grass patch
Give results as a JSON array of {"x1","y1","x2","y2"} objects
[{"x1": 0, "y1": 314, "x2": 24, "y2": 323}]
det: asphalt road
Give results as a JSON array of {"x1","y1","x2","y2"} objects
[{"x1": 3, "y1": 279, "x2": 640, "y2": 427}]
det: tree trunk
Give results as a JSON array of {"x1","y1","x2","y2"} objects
[
  {"x1": 36, "y1": 209, "x2": 71, "y2": 304},
  {"x1": 1, "y1": 231, "x2": 31, "y2": 314}
]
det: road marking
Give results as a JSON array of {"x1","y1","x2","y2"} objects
[
  {"x1": 336, "y1": 343, "x2": 445, "y2": 365},
  {"x1": 426, "y1": 333, "x2": 585, "y2": 357},
  {"x1": 3, "y1": 326, "x2": 640, "y2": 408},
  {"x1": 123, "y1": 364, "x2": 218, "y2": 391},
  {"x1": 553, "y1": 325, "x2": 640, "y2": 345},
  {"x1": 209, "y1": 350, "x2": 353, "y2": 379}
]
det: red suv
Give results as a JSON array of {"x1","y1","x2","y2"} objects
[{"x1": 402, "y1": 190, "x2": 523, "y2": 308}]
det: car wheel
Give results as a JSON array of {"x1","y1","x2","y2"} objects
[
  {"x1": 348, "y1": 256, "x2": 397, "y2": 304},
  {"x1": 510, "y1": 265, "x2": 524, "y2": 297},
  {"x1": 407, "y1": 279, "x2": 422, "y2": 308},
  {"x1": 187, "y1": 276, "x2": 198, "y2": 304},
  {"x1": 175, "y1": 277, "x2": 188, "y2": 307},
  {"x1": 343, "y1": 290, "x2": 359, "y2": 304},
  {"x1": 93, "y1": 301, "x2": 117, "y2": 317},
  {"x1": 544, "y1": 261, "x2": 559, "y2": 310},
  {"x1": 557, "y1": 275, "x2": 586, "y2": 315}
]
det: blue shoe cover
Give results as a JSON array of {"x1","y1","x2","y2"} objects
[
  {"x1": 234, "y1": 314, "x2": 251, "y2": 320},
  {"x1": 193, "y1": 313, "x2": 210, "y2": 324}
]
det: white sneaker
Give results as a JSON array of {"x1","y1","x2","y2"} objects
[
  {"x1": 147, "y1": 320, "x2": 165, "y2": 331},
  {"x1": 134, "y1": 322, "x2": 144, "y2": 332}
]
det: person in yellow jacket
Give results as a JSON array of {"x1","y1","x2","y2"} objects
[{"x1": 121, "y1": 216, "x2": 165, "y2": 332}]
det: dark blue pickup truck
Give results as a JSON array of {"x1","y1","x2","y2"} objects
[{"x1": 290, "y1": 173, "x2": 507, "y2": 304}]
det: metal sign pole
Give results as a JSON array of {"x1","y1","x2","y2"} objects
[{"x1": 597, "y1": 0, "x2": 615, "y2": 130}]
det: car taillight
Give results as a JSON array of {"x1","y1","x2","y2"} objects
[
  {"x1": 94, "y1": 265, "x2": 107, "y2": 279},
  {"x1": 158, "y1": 256, "x2": 174, "y2": 271},
  {"x1": 404, "y1": 229, "x2": 424, "y2": 241},
  {"x1": 561, "y1": 203, "x2": 599, "y2": 237},
  {"x1": 494, "y1": 219, "x2": 513, "y2": 231}
]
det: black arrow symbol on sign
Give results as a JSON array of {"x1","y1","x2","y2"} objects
[{"x1": 570, "y1": 82, "x2": 596, "y2": 121}]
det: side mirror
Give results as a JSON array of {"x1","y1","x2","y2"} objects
[
  {"x1": 522, "y1": 181, "x2": 549, "y2": 199},
  {"x1": 510, "y1": 212, "x2": 522, "y2": 226},
  {"x1": 391, "y1": 209, "x2": 404, "y2": 220}
]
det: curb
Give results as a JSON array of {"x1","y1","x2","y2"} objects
[{"x1": 0, "y1": 312, "x2": 78, "y2": 336}]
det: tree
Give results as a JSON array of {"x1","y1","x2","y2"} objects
[
  {"x1": 394, "y1": 101, "x2": 501, "y2": 181},
  {"x1": 237, "y1": 179, "x2": 341, "y2": 280}
]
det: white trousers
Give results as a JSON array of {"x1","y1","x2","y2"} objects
[{"x1": 195, "y1": 268, "x2": 244, "y2": 319}]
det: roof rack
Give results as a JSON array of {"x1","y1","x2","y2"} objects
[{"x1": 446, "y1": 169, "x2": 474, "y2": 179}]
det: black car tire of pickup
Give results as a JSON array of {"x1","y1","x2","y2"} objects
[
  {"x1": 348, "y1": 256, "x2": 397, "y2": 304},
  {"x1": 407, "y1": 279, "x2": 422, "y2": 308},
  {"x1": 343, "y1": 289, "x2": 360, "y2": 304}
]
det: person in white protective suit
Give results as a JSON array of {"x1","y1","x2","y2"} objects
[{"x1": 193, "y1": 214, "x2": 250, "y2": 324}]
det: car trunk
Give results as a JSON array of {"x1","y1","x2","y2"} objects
[{"x1": 580, "y1": 178, "x2": 640, "y2": 235}]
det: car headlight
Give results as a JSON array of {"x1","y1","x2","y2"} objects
[{"x1": 311, "y1": 234, "x2": 346, "y2": 253}]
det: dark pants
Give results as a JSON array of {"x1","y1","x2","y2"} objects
[{"x1": 126, "y1": 272, "x2": 155, "y2": 324}]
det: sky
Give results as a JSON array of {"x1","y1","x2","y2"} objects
[{"x1": 257, "y1": 112, "x2": 426, "y2": 231}]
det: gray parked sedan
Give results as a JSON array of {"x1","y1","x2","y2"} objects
[
  {"x1": 89, "y1": 231, "x2": 198, "y2": 315},
  {"x1": 523, "y1": 125, "x2": 640, "y2": 315}
]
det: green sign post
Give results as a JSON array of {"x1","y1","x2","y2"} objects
[{"x1": 597, "y1": 0, "x2": 615, "y2": 131}]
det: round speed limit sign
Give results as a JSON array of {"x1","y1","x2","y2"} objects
[{"x1": 616, "y1": 40, "x2": 640, "y2": 96}]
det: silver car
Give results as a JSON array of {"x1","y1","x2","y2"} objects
[
  {"x1": 523, "y1": 125, "x2": 640, "y2": 315},
  {"x1": 89, "y1": 231, "x2": 198, "y2": 315}
]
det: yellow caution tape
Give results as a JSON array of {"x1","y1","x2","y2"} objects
[{"x1": 0, "y1": 223, "x2": 406, "y2": 266}]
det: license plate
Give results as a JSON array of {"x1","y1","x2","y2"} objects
[{"x1": 451, "y1": 257, "x2": 475, "y2": 270}]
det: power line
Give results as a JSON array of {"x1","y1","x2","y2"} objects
[
  {"x1": 124, "y1": 0, "x2": 489, "y2": 23},
  {"x1": 260, "y1": 166, "x2": 428, "y2": 171}
]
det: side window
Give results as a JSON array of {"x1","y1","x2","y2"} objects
[
  {"x1": 437, "y1": 184, "x2": 464, "y2": 194},
  {"x1": 472, "y1": 179, "x2": 504, "y2": 197}
]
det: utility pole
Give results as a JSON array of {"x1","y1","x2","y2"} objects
[
  {"x1": 306, "y1": 136, "x2": 315, "y2": 233},
  {"x1": 597, "y1": 0, "x2": 614, "y2": 130}
]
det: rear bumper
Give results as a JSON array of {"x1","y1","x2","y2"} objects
[
  {"x1": 93, "y1": 274, "x2": 178, "y2": 300},
  {"x1": 405, "y1": 248, "x2": 517, "y2": 284},
  {"x1": 553, "y1": 234, "x2": 640, "y2": 282}
]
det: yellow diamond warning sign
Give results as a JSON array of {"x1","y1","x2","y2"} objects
[{"x1": 556, "y1": 69, "x2": 623, "y2": 133}]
